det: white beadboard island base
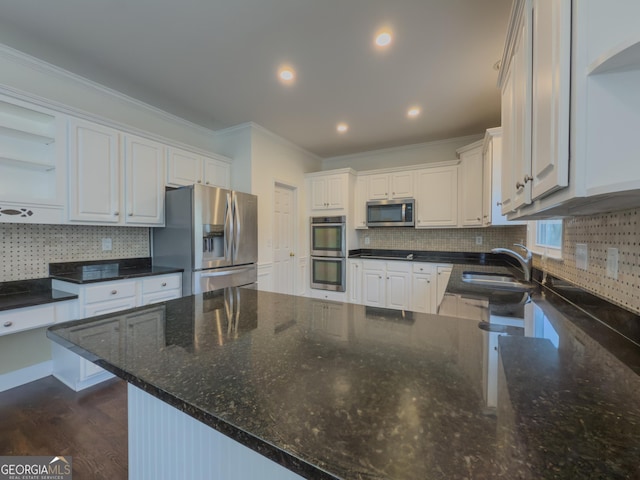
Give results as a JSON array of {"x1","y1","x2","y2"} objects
[{"x1": 128, "y1": 384, "x2": 305, "y2": 480}]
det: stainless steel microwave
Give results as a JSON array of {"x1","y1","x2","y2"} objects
[{"x1": 366, "y1": 199, "x2": 415, "y2": 227}]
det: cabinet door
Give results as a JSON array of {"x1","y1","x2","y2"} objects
[
  {"x1": 124, "y1": 135, "x2": 164, "y2": 225},
  {"x1": 68, "y1": 119, "x2": 120, "y2": 222},
  {"x1": 368, "y1": 174, "x2": 389, "y2": 200},
  {"x1": 511, "y1": 10, "x2": 533, "y2": 210},
  {"x1": 482, "y1": 137, "x2": 493, "y2": 226},
  {"x1": 362, "y1": 266, "x2": 385, "y2": 307},
  {"x1": 390, "y1": 172, "x2": 414, "y2": 199},
  {"x1": 166, "y1": 147, "x2": 202, "y2": 187},
  {"x1": 386, "y1": 268, "x2": 411, "y2": 310},
  {"x1": 415, "y1": 167, "x2": 458, "y2": 228},
  {"x1": 354, "y1": 176, "x2": 368, "y2": 229},
  {"x1": 203, "y1": 156, "x2": 231, "y2": 188},
  {"x1": 347, "y1": 260, "x2": 362, "y2": 304},
  {"x1": 411, "y1": 273, "x2": 433, "y2": 313},
  {"x1": 500, "y1": 60, "x2": 516, "y2": 215},
  {"x1": 459, "y1": 145, "x2": 484, "y2": 226},
  {"x1": 435, "y1": 266, "x2": 453, "y2": 313},
  {"x1": 530, "y1": 0, "x2": 570, "y2": 201},
  {"x1": 310, "y1": 177, "x2": 327, "y2": 209},
  {"x1": 326, "y1": 174, "x2": 345, "y2": 209}
]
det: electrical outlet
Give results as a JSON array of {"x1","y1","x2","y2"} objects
[
  {"x1": 607, "y1": 247, "x2": 619, "y2": 279},
  {"x1": 475, "y1": 235, "x2": 483, "y2": 245},
  {"x1": 575, "y1": 243, "x2": 588, "y2": 271},
  {"x1": 364, "y1": 235, "x2": 370, "y2": 245},
  {"x1": 101, "y1": 238, "x2": 112, "y2": 251}
]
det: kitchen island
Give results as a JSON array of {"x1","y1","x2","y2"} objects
[{"x1": 47, "y1": 265, "x2": 640, "y2": 479}]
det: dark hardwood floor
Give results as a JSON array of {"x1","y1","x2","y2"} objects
[{"x1": 0, "y1": 376, "x2": 128, "y2": 479}]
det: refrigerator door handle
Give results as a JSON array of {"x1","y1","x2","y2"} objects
[
  {"x1": 224, "y1": 193, "x2": 233, "y2": 262},
  {"x1": 233, "y1": 193, "x2": 240, "y2": 264}
]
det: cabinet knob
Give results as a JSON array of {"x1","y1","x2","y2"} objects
[
  {"x1": 515, "y1": 181, "x2": 525, "y2": 190},
  {"x1": 476, "y1": 217, "x2": 481, "y2": 221},
  {"x1": 483, "y1": 215, "x2": 488, "y2": 218},
  {"x1": 524, "y1": 174, "x2": 533, "y2": 183},
  {"x1": 128, "y1": 213, "x2": 133, "y2": 217},
  {"x1": 111, "y1": 290, "x2": 118, "y2": 295},
  {"x1": 161, "y1": 282, "x2": 167, "y2": 287},
  {"x1": 496, "y1": 201, "x2": 503, "y2": 206},
  {"x1": 419, "y1": 267, "x2": 423, "y2": 271},
  {"x1": 386, "y1": 192, "x2": 388, "y2": 196},
  {"x1": 113, "y1": 211, "x2": 119, "y2": 216},
  {"x1": 379, "y1": 275, "x2": 382, "y2": 279},
  {"x1": 197, "y1": 180, "x2": 202, "y2": 183},
  {"x1": 3, "y1": 321, "x2": 13, "y2": 327},
  {"x1": 206, "y1": 181, "x2": 210, "y2": 185}
]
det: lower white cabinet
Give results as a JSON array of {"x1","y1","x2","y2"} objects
[
  {"x1": 51, "y1": 272, "x2": 181, "y2": 391},
  {"x1": 357, "y1": 260, "x2": 450, "y2": 313}
]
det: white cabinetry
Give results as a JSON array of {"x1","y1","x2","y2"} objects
[
  {"x1": 0, "y1": 95, "x2": 66, "y2": 223},
  {"x1": 68, "y1": 119, "x2": 166, "y2": 226},
  {"x1": 347, "y1": 259, "x2": 362, "y2": 304},
  {"x1": 415, "y1": 166, "x2": 458, "y2": 228},
  {"x1": 457, "y1": 141, "x2": 484, "y2": 227},
  {"x1": 361, "y1": 260, "x2": 411, "y2": 311},
  {"x1": 354, "y1": 176, "x2": 368, "y2": 229},
  {"x1": 309, "y1": 173, "x2": 347, "y2": 211},
  {"x1": 435, "y1": 266, "x2": 453, "y2": 313},
  {"x1": 367, "y1": 172, "x2": 414, "y2": 200},
  {"x1": 411, "y1": 263, "x2": 434, "y2": 314},
  {"x1": 166, "y1": 147, "x2": 231, "y2": 189},
  {"x1": 51, "y1": 272, "x2": 181, "y2": 391}
]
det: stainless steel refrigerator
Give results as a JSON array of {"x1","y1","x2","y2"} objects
[{"x1": 152, "y1": 184, "x2": 258, "y2": 295}]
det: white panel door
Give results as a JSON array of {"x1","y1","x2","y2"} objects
[
  {"x1": 411, "y1": 273, "x2": 433, "y2": 314},
  {"x1": 386, "y1": 269, "x2": 411, "y2": 310},
  {"x1": 415, "y1": 167, "x2": 458, "y2": 228},
  {"x1": 354, "y1": 176, "x2": 368, "y2": 229},
  {"x1": 390, "y1": 172, "x2": 414, "y2": 199},
  {"x1": 68, "y1": 119, "x2": 120, "y2": 222},
  {"x1": 124, "y1": 135, "x2": 164, "y2": 225},
  {"x1": 368, "y1": 174, "x2": 389, "y2": 200},
  {"x1": 500, "y1": 61, "x2": 516, "y2": 215},
  {"x1": 203, "y1": 157, "x2": 231, "y2": 188},
  {"x1": 530, "y1": 0, "x2": 570, "y2": 200},
  {"x1": 435, "y1": 266, "x2": 453, "y2": 313},
  {"x1": 166, "y1": 147, "x2": 202, "y2": 186},
  {"x1": 347, "y1": 260, "x2": 362, "y2": 304},
  {"x1": 273, "y1": 185, "x2": 295, "y2": 295},
  {"x1": 362, "y1": 266, "x2": 385, "y2": 307},
  {"x1": 459, "y1": 146, "x2": 484, "y2": 226},
  {"x1": 325, "y1": 174, "x2": 345, "y2": 209},
  {"x1": 310, "y1": 177, "x2": 327, "y2": 210}
]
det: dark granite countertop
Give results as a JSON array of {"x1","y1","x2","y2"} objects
[
  {"x1": 47, "y1": 259, "x2": 640, "y2": 479},
  {"x1": 0, "y1": 278, "x2": 78, "y2": 312},
  {"x1": 49, "y1": 257, "x2": 183, "y2": 284}
]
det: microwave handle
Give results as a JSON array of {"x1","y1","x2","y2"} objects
[{"x1": 402, "y1": 203, "x2": 406, "y2": 222}]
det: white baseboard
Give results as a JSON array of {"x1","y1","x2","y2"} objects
[{"x1": 0, "y1": 360, "x2": 52, "y2": 392}]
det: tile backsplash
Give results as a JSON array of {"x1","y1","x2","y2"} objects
[
  {"x1": 357, "y1": 225, "x2": 528, "y2": 252},
  {"x1": 534, "y1": 208, "x2": 640, "y2": 315},
  {"x1": 0, "y1": 224, "x2": 149, "y2": 281}
]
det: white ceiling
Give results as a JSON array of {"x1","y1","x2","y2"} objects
[{"x1": 0, "y1": 0, "x2": 512, "y2": 158}]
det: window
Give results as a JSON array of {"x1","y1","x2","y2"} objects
[{"x1": 528, "y1": 220, "x2": 563, "y2": 258}]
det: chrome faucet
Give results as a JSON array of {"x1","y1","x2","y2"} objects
[{"x1": 491, "y1": 243, "x2": 533, "y2": 281}]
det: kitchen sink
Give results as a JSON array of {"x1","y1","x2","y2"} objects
[{"x1": 461, "y1": 271, "x2": 534, "y2": 292}]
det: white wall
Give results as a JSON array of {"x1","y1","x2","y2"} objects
[
  {"x1": 0, "y1": 44, "x2": 218, "y2": 152},
  {"x1": 250, "y1": 125, "x2": 322, "y2": 265},
  {"x1": 214, "y1": 124, "x2": 253, "y2": 193},
  {"x1": 321, "y1": 134, "x2": 484, "y2": 171}
]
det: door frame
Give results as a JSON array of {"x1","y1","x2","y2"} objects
[{"x1": 273, "y1": 179, "x2": 299, "y2": 295}]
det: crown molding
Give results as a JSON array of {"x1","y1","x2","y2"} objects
[{"x1": 0, "y1": 43, "x2": 216, "y2": 138}]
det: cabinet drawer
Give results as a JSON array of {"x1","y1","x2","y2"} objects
[
  {"x1": 309, "y1": 289, "x2": 346, "y2": 302},
  {"x1": 412, "y1": 263, "x2": 434, "y2": 274},
  {"x1": 0, "y1": 304, "x2": 55, "y2": 336},
  {"x1": 84, "y1": 280, "x2": 137, "y2": 304},
  {"x1": 142, "y1": 274, "x2": 181, "y2": 294}
]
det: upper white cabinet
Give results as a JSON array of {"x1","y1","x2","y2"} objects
[
  {"x1": 0, "y1": 95, "x2": 66, "y2": 223},
  {"x1": 499, "y1": 0, "x2": 569, "y2": 213},
  {"x1": 68, "y1": 119, "x2": 121, "y2": 223},
  {"x1": 124, "y1": 134, "x2": 165, "y2": 225},
  {"x1": 68, "y1": 119, "x2": 165, "y2": 226},
  {"x1": 354, "y1": 176, "x2": 368, "y2": 229},
  {"x1": 366, "y1": 172, "x2": 414, "y2": 201},
  {"x1": 308, "y1": 171, "x2": 350, "y2": 211},
  {"x1": 415, "y1": 166, "x2": 458, "y2": 228},
  {"x1": 457, "y1": 140, "x2": 484, "y2": 227},
  {"x1": 166, "y1": 147, "x2": 231, "y2": 189}
]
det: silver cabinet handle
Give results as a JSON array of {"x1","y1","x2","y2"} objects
[
  {"x1": 114, "y1": 211, "x2": 119, "y2": 216},
  {"x1": 524, "y1": 174, "x2": 533, "y2": 183},
  {"x1": 516, "y1": 181, "x2": 525, "y2": 190},
  {"x1": 196, "y1": 179, "x2": 202, "y2": 183},
  {"x1": 496, "y1": 201, "x2": 503, "y2": 206},
  {"x1": 161, "y1": 282, "x2": 167, "y2": 287},
  {"x1": 378, "y1": 275, "x2": 382, "y2": 279},
  {"x1": 111, "y1": 290, "x2": 118, "y2": 295},
  {"x1": 476, "y1": 217, "x2": 481, "y2": 221},
  {"x1": 206, "y1": 181, "x2": 210, "y2": 185},
  {"x1": 3, "y1": 321, "x2": 12, "y2": 327},
  {"x1": 128, "y1": 213, "x2": 133, "y2": 216}
]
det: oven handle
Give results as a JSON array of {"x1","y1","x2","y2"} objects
[
  {"x1": 311, "y1": 222, "x2": 345, "y2": 227},
  {"x1": 199, "y1": 266, "x2": 255, "y2": 277}
]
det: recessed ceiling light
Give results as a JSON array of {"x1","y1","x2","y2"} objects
[
  {"x1": 375, "y1": 30, "x2": 392, "y2": 48},
  {"x1": 336, "y1": 123, "x2": 349, "y2": 133},
  {"x1": 278, "y1": 66, "x2": 295, "y2": 83},
  {"x1": 407, "y1": 107, "x2": 421, "y2": 118}
]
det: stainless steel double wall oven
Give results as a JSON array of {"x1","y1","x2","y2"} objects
[{"x1": 310, "y1": 215, "x2": 346, "y2": 292}]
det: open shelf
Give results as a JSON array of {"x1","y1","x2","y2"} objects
[
  {"x1": 588, "y1": 36, "x2": 640, "y2": 75},
  {"x1": 0, "y1": 124, "x2": 55, "y2": 145},
  {"x1": 0, "y1": 156, "x2": 55, "y2": 172}
]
